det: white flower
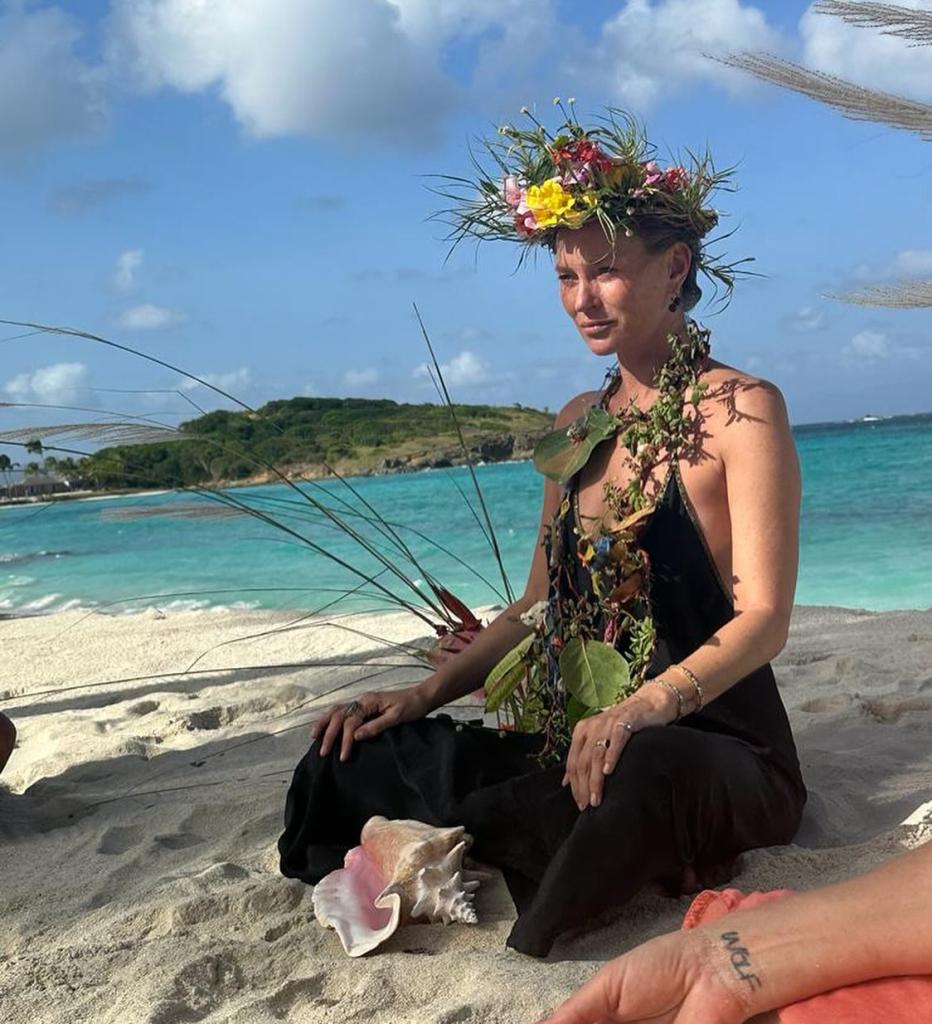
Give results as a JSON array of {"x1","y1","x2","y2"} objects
[{"x1": 519, "y1": 600, "x2": 549, "y2": 629}]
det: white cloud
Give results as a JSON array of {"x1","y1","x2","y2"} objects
[
  {"x1": 841, "y1": 327, "x2": 925, "y2": 365},
  {"x1": 589, "y1": 0, "x2": 782, "y2": 109},
  {"x1": 112, "y1": 248, "x2": 144, "y2": 291},
  {"x1": 850, "y1": 248, "x2": 932, "y2": 286},
  {"x1": 180, "y1": 367, "x2": 252, "y2": 393},
  {"x1": 0, "y1": 6, "x2": 105, "y2": 165},
  {"x1": 107, "y1": 0, "x2": 455, "y2": 147},
  {"x1": 845, "y1": 329, "x2": 890, "y2": 361},
  {"x1": 4, "y1": 362, "x2": 89, "y2": 405},
  {"x1": 117, "y1": 303, "x2": 187, "y2": 330},
  {"x1": 801, "y1": 0, "x2": 932, "y2": 100},
  {"x1": 893, "y1": 249, "x2": 932, "y2": 278},
  {"x1": 344, "y1": 367, "x2": 379, "y2": 389},
  {"x1": 782, "y1": 305, "x2": 826, "y2": 333},
  {"x1": 414, "y1": 349, "x2": 490, "y2": 387}
]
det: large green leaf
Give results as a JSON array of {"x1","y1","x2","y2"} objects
[
  {"x1": 484, "y1": 634, "x2": 533, "y2": 712},
  {"x1": 532, "y1": 407, "x2": 616, "y2": 485},
  {"x1": 566, "y1": 695, "x2": 601, "y2": 730},
  {"x1": 559, "y1": 637, "x2": 631, "y2": 710}
]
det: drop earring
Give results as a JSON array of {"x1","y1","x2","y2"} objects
[{"x1": 668, "y1": 293, "x2": 682, "y2": 312}]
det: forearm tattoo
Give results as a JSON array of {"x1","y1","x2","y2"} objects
[{"x1": 721, "y1": 931, "x2": 763, "y2": 991}]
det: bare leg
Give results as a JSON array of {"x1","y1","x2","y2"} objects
[{"x1": 0, "y1": 712, "x2": 15, "y2": 774}]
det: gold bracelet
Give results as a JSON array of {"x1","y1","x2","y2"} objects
[
  {"x1": 646, "y1": 678, "x2": 685, "y2": 721},
  {"x1": 668, "y1": 663, "x2": 704, "y2": 710}
]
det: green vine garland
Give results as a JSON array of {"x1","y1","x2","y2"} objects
[{"x1": 484, "y1": 317, "x2": 712, "y2": 761}]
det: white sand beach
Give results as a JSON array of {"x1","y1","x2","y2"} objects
[{"x1": 2, "y1": 603, "x2": 931, "y2": 1023}]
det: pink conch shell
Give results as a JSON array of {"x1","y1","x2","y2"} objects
[
  {"x1": 310, "y1": 846, "x2": 402, "y2": 957},
  {"x1": 312, "y1": 816, "x2": 482, "y2": 956}
]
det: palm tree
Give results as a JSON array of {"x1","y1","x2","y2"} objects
[
  {"x1": 716, "y1": 0, "x2": 932, "y2": 309},
  {"x1": 0, "y1": 453, "x2": 11, "y2": 499}
]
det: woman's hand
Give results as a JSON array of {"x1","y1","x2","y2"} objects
[
  {"x1": 563, "y1": 682, "x2": 679, "y2": 811},
  {"x1": 311, "y1": 685, "x2": 431, "y2": 762},
  {"x1": 534, "y1": 929, "x2": 749, "y2": 1024}
]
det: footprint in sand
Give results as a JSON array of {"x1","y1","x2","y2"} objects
[
  {"x1": 798, "y1": 696, "x2": 850, "y2": 714},
  {"x1": 860, "y1": 695, "x2": 932, "y2": 724},
  {"x1": 128, "y1": 699, "x2": 160, "y2": 716},
  {"x1": 148, "y1": 953, "x2": 243, "y2": 1024},
  {"x1": 96, "y1": 824, "x2": 144, "y2": 855},
  {"x1": 153, "y1": 831, "x2": 204, "y2": 851},
  {"x1": 438, "y1": 1009, "x2": 475, "y2": 1024},
  {"x1": 264, "y1": 975, "x2": 337, "y2": 1019}
]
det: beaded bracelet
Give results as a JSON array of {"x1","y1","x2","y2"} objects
[
  {"x1": 646, "y1": 678, "x2": 685, "y2": 721},
  {"x1": 668, "y1": 663, "x2": 704, "y2": 710}
]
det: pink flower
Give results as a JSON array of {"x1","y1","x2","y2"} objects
[
  {"x1": 503, "y1": 175, "x2": 522, "y2": 208},
  {"x1": 514, "y1": 209, "x2": 538, "y2": 236},
  {"x1": 643, "y1": 160, "x2": 663, "y2": 187},
  {"x1": 662, "y1": 166, "x2": 689, "y2": 190},
  {"x1": 560, "y1": 164, "x2": 594, "y2": 189}
]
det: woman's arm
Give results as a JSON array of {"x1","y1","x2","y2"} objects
[
  {"x1": 564, "y1": 377, "x2": 802, "y2": 809},
  {"x1": 536, "y1": 840, "x2": 932, "y2": 1023},
  {"x1": 656, "y1": 376, "x2": 801, "y2": 707},
  {"x1": 317, "y1": 394, "x2": 593, "y2": 757}
]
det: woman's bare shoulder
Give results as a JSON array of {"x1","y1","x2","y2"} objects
[
  {"x1": 699, "y1": 359, "x2": 788, "y2": 418},
  {"x1": 698, "y1": 359, "x2": 793, "y2": 459},
  {"x1": 554, "y1": 390, "x2": 601, "y2": 428}
]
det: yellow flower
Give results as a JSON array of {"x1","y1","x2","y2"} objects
[
  {"x1": 526, "y1": 179, "x2": 576, "y2": 228},
  {"x1": 560, "y1": 192, "x2": 598, "y2": 228}
]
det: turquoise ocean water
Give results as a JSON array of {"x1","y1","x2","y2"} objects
[{"x1": 2, "y1": 413, "x2": 931, "y2": 616}]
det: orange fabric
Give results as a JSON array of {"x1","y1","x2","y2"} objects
[{"x1": 683, "y1": 888, "x2": 932, "y2": 1023}]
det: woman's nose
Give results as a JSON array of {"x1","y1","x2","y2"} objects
[{"x1": 574, "y1": 278, "x2": 598, "y2": 313}]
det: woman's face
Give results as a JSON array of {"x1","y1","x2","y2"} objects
[{"x1": 553, "y1": 220, "x2": 688, "y2": 358}]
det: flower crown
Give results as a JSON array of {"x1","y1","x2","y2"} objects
[{"x1": 433, "y1": 102, "x2": 753, "y2": 306}]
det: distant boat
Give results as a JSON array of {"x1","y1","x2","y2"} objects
[{"x1": 859, "y1": 414, "x2": 885, "y2": 423}]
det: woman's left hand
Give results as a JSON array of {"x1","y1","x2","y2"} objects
[{"x1": 562, "y1": 683, "x2": 679, "y2": 811}]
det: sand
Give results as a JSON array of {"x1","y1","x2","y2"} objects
[{"x1": 1, "y1": 602, "x2": 931, "y2": 1023}]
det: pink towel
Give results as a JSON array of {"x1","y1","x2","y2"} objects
[{"x1": 683, "y1": 888, "x2": 932, "y2": 1023}]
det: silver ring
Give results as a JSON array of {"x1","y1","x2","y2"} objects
[
  {"x1": 594, "y1": 738, "x2": 610, "y2": 749},
  {"x1": 344, "y1": 700, "x2": 363, "y2": 718},
  {"x1": 615, "y1": 720, "x2": 633, "y2": 732}
]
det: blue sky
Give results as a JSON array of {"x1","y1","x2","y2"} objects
[{"x1": 1, "y1": 0, "x2": 930, "y2": 464}]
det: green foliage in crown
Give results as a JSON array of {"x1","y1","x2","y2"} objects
[{"x1": 432, "y1": 101, "x2": 754, "y2": 306}]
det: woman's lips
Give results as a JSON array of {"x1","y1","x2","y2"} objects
[{"x1": 579, "y1": 319, "x2": 615, "y2": 333}]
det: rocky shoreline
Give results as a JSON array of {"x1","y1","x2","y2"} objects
[{"x1": 0, "y1": 429, "x2": 551, "y2": 503}]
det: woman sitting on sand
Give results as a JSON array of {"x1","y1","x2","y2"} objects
[{"x1": 279, "y1": 107, "x2": 806, "y2": 958}]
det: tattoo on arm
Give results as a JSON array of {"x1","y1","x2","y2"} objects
[{"x1": 721, "y1": 931, "x2": 763, "y2": 992}]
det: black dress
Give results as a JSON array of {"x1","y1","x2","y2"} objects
[{"x1": 278, "y1": 459, "x2": 806, "y2": 958}]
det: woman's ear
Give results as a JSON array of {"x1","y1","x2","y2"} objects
[{"x1": 668, "y1": 241, "x2": 692, "y2": 291}]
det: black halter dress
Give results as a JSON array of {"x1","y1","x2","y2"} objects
[{"x1": 278, "y1": 457, "x2": 806, "y2": 958}]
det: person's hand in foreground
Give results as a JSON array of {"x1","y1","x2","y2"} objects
[
  {"x1": 311, "y1": 686, "x2": 430, "y2": 762},
  {"x1": 535, "y1": 840, "x2": 932, "y2": 1024},
  {"x1": 535, "y1": 928, "x2": 746, "y2": 1024}
]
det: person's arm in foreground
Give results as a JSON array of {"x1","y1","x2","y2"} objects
[
  {"x1": 312, "y1": 395, "x2": 592, "y2": 761},
  {"x1": 535, "y1": 840, "x2": 932, "y2": 1024}
]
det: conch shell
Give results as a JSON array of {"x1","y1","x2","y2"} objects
[{"x1": 312, "y1": 816, "x2": 482, "y2": 957}]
